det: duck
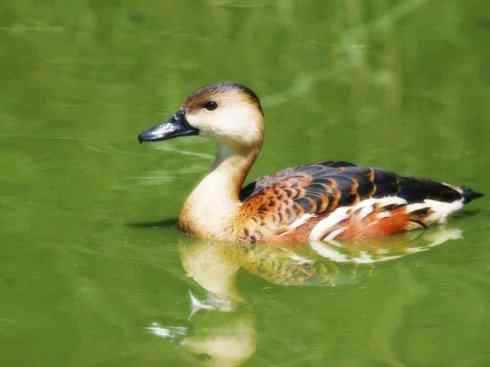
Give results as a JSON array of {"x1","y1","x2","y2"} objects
[{"x1": 138, "y1": 82, "x2": 483, "y2": 244}]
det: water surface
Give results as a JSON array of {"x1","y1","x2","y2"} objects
[{"x1": 1, "y1": 1, "x2": 490, "y2": 366}]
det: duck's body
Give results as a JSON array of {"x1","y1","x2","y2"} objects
[{"x1": 139, "y1": 82, "x2": 482, "y2": 244}]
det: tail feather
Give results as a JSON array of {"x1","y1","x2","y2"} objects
[{"x1": 461, "y1": 187, "x2": 484, "y2": 204}]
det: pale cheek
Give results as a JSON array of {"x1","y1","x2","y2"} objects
[
  {"x1": 213, "y1": 109, "x2": 260, "y2": 145},
  {"x1": 187, "y1": 107, "x2": 262, "y2": 146},
  {"x1": 187, "y1": 113, "x2": 211, "y2": 135}
]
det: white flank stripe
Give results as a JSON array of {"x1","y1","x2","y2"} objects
[
  {"x1": 356, "y1": 196, "x2": 407, "y2": 217},
  {"x1": 406, "y1": 203, "x2": 429, "y2": 213},
  {"x1": 309, "y1": 195, "x2": 463, "y2": 245},
  {"x1": 309, "y1": 207, "x2": 350, "y2": 241},
  {"x1": 309, "y1": 196, "x2": 408, "y2": 241},
  {"x1": 359, "y1": 203, "x2": 374, "y2": 219},
  {"x1": 289, "y1": 213, "x2": 315, "y2": 230},
  {"x1": 376, "y1": 196, "x2": 407, "y2": 207},
  {"x1": 325, "y1": 228, "x2": 344, "y2": 241},
  {"x1": 424, "y1": 199, "x2": 464, "y2": 223}
]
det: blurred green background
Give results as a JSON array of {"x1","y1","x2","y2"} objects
[{"x1": 1, "y1": 1, "x2": 489, "y2": 366}]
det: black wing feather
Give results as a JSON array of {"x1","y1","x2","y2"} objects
[{"x1": 240, "y1": 161, "x2": 473, "y2": 212}]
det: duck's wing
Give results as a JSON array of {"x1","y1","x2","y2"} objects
[{"x1": 238, "y1": 161, "x2": 478, "y2": 242}]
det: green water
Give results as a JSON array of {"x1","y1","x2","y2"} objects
[{"x1": 2, "y1": 1, "x2": 490, "y2": 366}]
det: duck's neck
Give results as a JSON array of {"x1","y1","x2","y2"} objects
[{"x1": 179, "y1": 144, "x2": 258, "y2": 240}]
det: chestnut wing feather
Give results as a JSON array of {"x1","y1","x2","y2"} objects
[{"x1": 239, "y1": 161, "x2": 464, "y2": 235}]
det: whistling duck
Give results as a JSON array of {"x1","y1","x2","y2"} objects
[{"x1": 138, "y1": 82, "x2": 483, "y2": 244}]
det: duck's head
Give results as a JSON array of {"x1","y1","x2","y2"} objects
[{"x1": 138, "y1": 82, "x2": 264, "y2": 152}]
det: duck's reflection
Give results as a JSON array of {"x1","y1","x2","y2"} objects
[
  {"x1": 145, "y1": 314, "x2": 255, "y2": 367},
  {"x1": 310, "y1": 226, "x2": 462, "y2": 264},
  {"x1": 181, "y1": 315, "x2": 255, "y2": 367},
  {"x1": 148, "y1": 225, "x2": 462, "y2": 366},
  {"x1": 182, "y1": 239, "x2": 244, "y2": 313}
]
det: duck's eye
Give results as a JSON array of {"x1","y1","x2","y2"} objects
[{"x1": 202, "y1": 101, "x2": 218, "y2": 111}]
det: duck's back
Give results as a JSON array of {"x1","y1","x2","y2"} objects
[{"x1": 236, "y1": 161, "x2": 482, "y2": 243}]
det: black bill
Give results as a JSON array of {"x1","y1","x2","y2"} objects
[{"x1": 138, "y1": 109, "x2": 199, "y2": 143}]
